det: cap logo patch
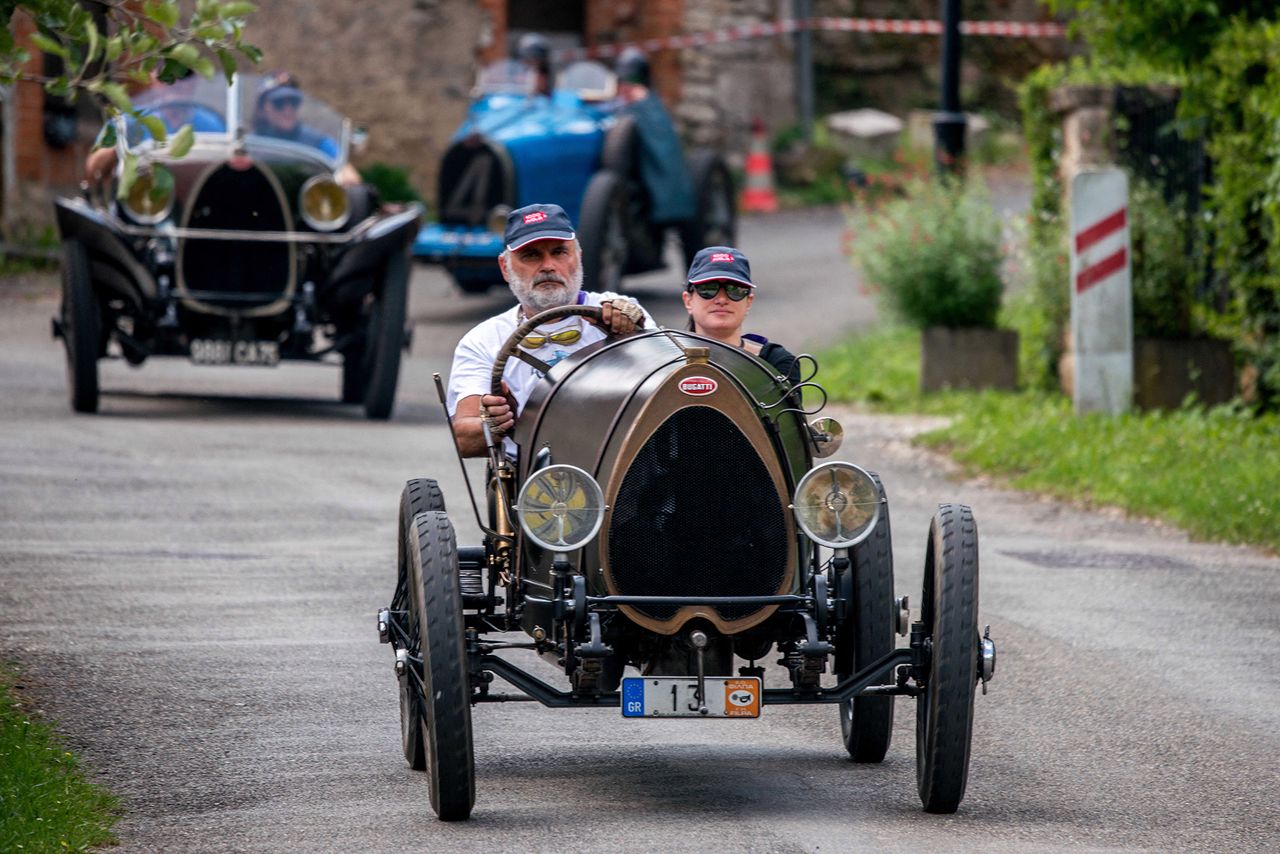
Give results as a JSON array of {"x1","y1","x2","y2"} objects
[
  {"x1": 523, "y1": 211, "x2": 548, "y2": 224},
  {"x1": 710, "y1": 252, "x2": 735, "y2": 263},
  {"x1": 678, "y1": 376, "x2": 718, "y2": 396}
]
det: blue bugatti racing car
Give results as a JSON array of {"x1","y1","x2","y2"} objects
[{"x1": 413, "y1": 59, "x2": 735, "y2": 293}]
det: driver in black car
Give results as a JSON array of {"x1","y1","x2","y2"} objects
[
  {"x1": 252, "y1": 71, "x2": 361, "y2": 186},
  {"x1": 446, "y1": 203, "x2": 653, "y2": 457}
]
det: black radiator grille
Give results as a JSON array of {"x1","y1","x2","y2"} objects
[
  {"x1": 607, "y1": 406, "x2": 789, "y2": 622},
  {"x1": 182, "y1": 164, "x2": 290, "y2": 308}
]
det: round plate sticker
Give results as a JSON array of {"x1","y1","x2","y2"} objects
[{"x1": 678, "y1": 376, "x2": 717, "y2": 396}]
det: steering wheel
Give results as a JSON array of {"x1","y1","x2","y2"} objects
[{"x1": 489, "y1": 304, "x2": 606, "y2": 397}]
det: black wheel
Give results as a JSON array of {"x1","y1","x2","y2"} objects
[
  {"x1": 601, "y1": 115, "x2": 638, "y2": 175},
  {"x1": 60, "y1": 239, "x2": 101, "y2": 413},
  {"x1": 916, "y1": 504, "x2": 980, "y2": 814},
  {"x1": 679, "y1": 148, "x2": 737, "y2": 267},
  {"x1": 394, "y1": 479, "x2": 447, "y2": 770},
  {"x1": 340, "y1": 327, "x2": 367, "y2": 404},
  {"x1": 836, "y1": 472, "x2": 895, "y2": 762},
  {"x1": 406, "y1": 510, "x2": 474, "y2": 821},
  {"x1": 578, "y1": 171, "x2": 629, "y2": 293},
  {"x1": 449, "y1": 271, "x2": 495, "y2": 295},
  {"x1": 362, "y1": 249, "x2": 409, "y2": 420}
]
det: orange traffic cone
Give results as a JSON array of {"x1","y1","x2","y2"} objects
[{"x1": 740, "y1": 117, "x2": 779, "y2": 213}]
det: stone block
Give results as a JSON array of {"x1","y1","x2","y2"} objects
[
  {"x1": 906, "y1": 110, "x2": 991, "y2": 152},
  {"x1": 825, "y1": 108, "x2": 903, "y2": 160},
  {"x1": 921, "y1": 327, "x2": 1019, "y2": 392}
]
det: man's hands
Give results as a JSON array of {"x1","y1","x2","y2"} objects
[
  {"x1": 597, "y1": 299, "x2": 645, "y2": 336},
  {"x1": 480, "y1": 381, "x2": 517, "y2": 437}
]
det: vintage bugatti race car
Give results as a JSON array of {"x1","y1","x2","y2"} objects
[
  {"x1": 379, "y1": 305, "x2": 997, "y2": 820},
  {"x1": 412, "y1": 59, "x2": 735, "y2": 293},
  {"x1": 53, "y1": 72, "x2": 422, "y2": 418}
]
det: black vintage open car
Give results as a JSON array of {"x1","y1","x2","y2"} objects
[
  {"x1": 53, "y1": 72, "x2": 423, "y2": 418},
  {"x1": 379, "y1": 305, "x2": 996, "y2": 820}
]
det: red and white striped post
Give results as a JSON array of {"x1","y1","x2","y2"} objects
[{"x1": 1069, "y1": 169, "x2": 1132, "y2": 415}]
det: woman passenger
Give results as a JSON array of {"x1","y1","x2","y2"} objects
[{"x1": 682, "y1": 246, "x2": 800, "y2": 384}]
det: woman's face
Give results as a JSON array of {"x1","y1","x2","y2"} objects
[{"x1": 682, "y1": 279, "x2": 754, "y2": 341}]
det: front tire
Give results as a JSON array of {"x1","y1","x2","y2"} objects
[
  {"x1": 395, "y1": 479, "x2": 447, "y2": 770},
  {"x1": 407, "y1": 510, "x2": 475, "y2": 821},
  {"x1": 837, "y1": 472, "x2": 895, "y2": 762},
  {"x1": 60, "y1": 239, "x2": 101, "y2": 413},
  {"x1": 362, "y1": 250, "x2": 410, "y2": 420},
  {"x1": 916, "y1": 504, "x2": 980, "y2": 814},
  {"x1": 578, "y1": 171, "x2": 629, "y2": 293}
]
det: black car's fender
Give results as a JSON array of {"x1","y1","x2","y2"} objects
[
  {"x1": 325, "y1": 203, "x2": 424, "y2": 307},
  {"x1": 53, "y1": 197, "x2": 156, "y2": 312}
]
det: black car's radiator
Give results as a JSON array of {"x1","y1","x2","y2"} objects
[
  {"x1": 606, "y1": 405, "x2": 790, "y2": 622},
  {"x1": 181, "y1": 164, "x2": 292, "y2": 311}
]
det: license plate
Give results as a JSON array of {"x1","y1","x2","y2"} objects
[
  {"x1": 190, "y1": 338, "x2": 280, "y2": 366},
  {"x1": 621, "y1": 677, "x2": 761, "y2": 718}
]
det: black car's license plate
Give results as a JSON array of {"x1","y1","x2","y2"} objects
[{"x1": 189, "y1": 338, "x2": 281, "y2": 367}]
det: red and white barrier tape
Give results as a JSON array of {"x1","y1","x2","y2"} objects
[{"x1": 557, "y1": 17, "x2": 1067, "y2": 61}]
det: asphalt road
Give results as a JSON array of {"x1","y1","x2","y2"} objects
[{"x1": 2, "y1": 201, "x2": 1278, "y2": 853}]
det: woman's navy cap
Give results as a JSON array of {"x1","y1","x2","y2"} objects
[
  {"x1": 686, "y1": 245, "x2": 755, "y2": 288},
  {"x1": 505, "y1": 204, "x2": 576, "y2": 251}
]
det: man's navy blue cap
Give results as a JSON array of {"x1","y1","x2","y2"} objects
[
  {"x1": 504, "y1": 203, "x2": 576, "y2": 251},
  {"x1": 686, "y1": 245, "x2": 754, "y2": 288}
]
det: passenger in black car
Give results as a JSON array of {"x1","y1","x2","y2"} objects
[{"x1": 682, "y1": 245, "x2": 800, "y2": 384}]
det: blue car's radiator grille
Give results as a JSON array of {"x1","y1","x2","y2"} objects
[
  {"x1": 180, "y1": 164, "x2": 291, "y2": 311},
  {"x1": 438, "y1": 139, "x2": 511, "y2": 226},
  {"x1": 606, "y1": 406, "x2": 790, "y2": 623}
]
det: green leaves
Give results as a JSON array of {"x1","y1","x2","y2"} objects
[{"x1": 168, "y1": 125, "x2": 194, "y2": 158}]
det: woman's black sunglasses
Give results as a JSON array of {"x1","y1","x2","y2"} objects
[{"x1": 688, "y1": 281, "x2": 751, "y2": 301}]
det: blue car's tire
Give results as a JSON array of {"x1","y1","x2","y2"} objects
[
  {"x1": 579, "y1": 171, "x2": 629, "y2": 293},
  {"x1": 680, "y1": 149, "x2": 736, "y2": 267}
]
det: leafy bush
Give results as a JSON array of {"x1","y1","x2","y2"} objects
[
  {"x1": 358, "y1": 162, "x2": 425, "y2": 206},
  {"x1": 847, "y1": 178, "x2": 1004, "y2": 329},
  {"x1": 1129, "y1": 178, "x2": 1203, "y2": 339}
]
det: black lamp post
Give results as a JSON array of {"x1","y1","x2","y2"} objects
[{"x1": 933, "y1": 0, "x2": 967, "y2": 174}]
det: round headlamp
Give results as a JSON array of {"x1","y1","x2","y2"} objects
[
  {"x1": 516, "y1": 464, "x2": 605, "y2": 553},
  {"x1": 792, "y1": 462, "x2": 881, "y2": 549},
  {"x1": 299, "y1": 175, "x2": 350, "y2": 231},
  {"x1": 122, "y1": 166, "x2": 174, "y2": 224}
]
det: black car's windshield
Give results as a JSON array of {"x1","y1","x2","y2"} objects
[{"x1": 236, "y1": 72, "x2": 347, "y2": 161}]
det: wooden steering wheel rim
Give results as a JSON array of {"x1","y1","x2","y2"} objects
[{"x1": 489, "y1": 304, "x2": 605, "y2": 397}]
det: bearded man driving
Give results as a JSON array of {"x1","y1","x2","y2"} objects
[{"x1": 446, "y1": 203, "x2": 653, "y2": 457}]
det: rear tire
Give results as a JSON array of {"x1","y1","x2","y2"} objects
[
  {"x1": 679, "y1": 149, "x2": 737, "y2": 267},
  {"x1": 395, "y1": 479, "x2": 447, "y2": 770},
  {"x1": 837, "y1": 472, "x2": 895, "y2": 762},
  {"x1": 60, "y1": 239, "x2": 101, "y2": 413},
  {"x1": 916, "y1": 504, "x2": 980, "y2": 814},
  {"x1": 407, "y1": 510, "x2": 475, "y2": 821},
  {"x1": 362, "y1": 250, "x2": 409, "y2": 420},
  {"x1": 578, "y1": 171, "x2": 629, "y2": 293}
]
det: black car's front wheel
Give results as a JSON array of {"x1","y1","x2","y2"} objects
[
  {"x1": 60, "y1": 239, "x2": 102, "y2": 413},
  {"x1": 359, "y1": 249, "x2": 409, "y2": 420},
  {"x1": 915, "y1": 503, "x2": 980, "y2": 814},
  {"x1": 836, "y1": 472, "x2": 896, "y2": 762},
  {"x1": 406, "y1": 510, "x2": 475, "y2": 821}
]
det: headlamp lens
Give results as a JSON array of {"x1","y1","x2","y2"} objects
[
  {"x1": 792, "y1": 462, "x2": 880, "y2": 548},
  {"x1": 122, "y1": 166, "x2": 174, "y2": 224},
  {"x1": 300, "y1": 175, "x2": 350, "y2": 231},
  {"x1": 517, "y1": 464, "x2": 605, "y2": 552}
]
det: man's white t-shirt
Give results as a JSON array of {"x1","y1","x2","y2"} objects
[{"x1": 446, "y1": 290, "x2": 653, "y2": 421}]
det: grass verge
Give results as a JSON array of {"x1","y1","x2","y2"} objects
[
  {"x1": 0, "y1": 667, "x2": 118, "y2": 852},
  {"x1": 818, "y1": 324, "x2": 1280, "y2": 552}
]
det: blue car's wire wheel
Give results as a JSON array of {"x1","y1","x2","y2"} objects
[
  {"x1": 438, "y1": 138, "x2": 513, "y2": 225},
  {"x1": 177, "y1": 162, "x2": 295, "y2": 317}
]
